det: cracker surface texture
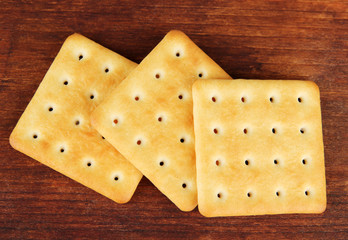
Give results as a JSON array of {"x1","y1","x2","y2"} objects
[
  {"x1": 10, "y1": 34, "x2": 142, "y2": 203},
  {"x1": 193, "y1": 79, "x2": 326, "y2": 217},
  {"x1": 91, "y1": 30, "x2": 231, "y2": 211}
]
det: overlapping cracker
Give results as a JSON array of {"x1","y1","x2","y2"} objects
[
  {"x1": 91, "y1": 30, "x2": 231, "y2": 211},
  {"x1": 193, "y1": 79, "x2": 326, "y2": 217},
  {"x1": 10, "y1": 34, "x2": 142, "y2": 203}
]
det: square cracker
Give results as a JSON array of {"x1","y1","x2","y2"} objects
[
  {"x1": 193, "y1": 79, "x2": 326, "y2": 217},
  {"x1": 91, "y1": 30, "x2": 231, "y2": 211},
  {"x1": 10, "y1": 33, "x2": 142, "y2": 203}
]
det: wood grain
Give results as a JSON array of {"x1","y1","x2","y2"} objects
[{"x1": 0, "y1": 0, "x2": 347, "y2": 239}]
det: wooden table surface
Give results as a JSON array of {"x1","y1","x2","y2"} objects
[{"x1": 1, "y1": 0, "x2": 347, "y2": 239}]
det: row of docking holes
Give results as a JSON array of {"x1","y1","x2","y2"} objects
[
  {"x1": 33, "y1": 134, "x2": 120, "y2": 181},
  {"x1": 128, "y1": 91, "x2": 188, "y2": 102},
  {"x1": 212, "y1": 127, "x2": 307, "y2": 135},
  {"x1": 31, "y1": 134, "x2": 120, "y2": 182},
  {"x1": 35, "y1": 99, "x2": 105, "y2": 140},
  {"x1": 33, "y1": 111, "x2": 105, "y2": 139},
  {"x1": 114, "y1": 118, "x2": 187, "y2": 146},
  {"x1": 211, "y1": 96, "x2": 305, "y2": 104},
  {"x1": 46, "y1": 105, "x2": 102, "y2": 130},
  {"x1": 74, "y1": 50, "x2": 204, "y2": 84},
  {"x1": 215, "y1": 157, "x2": 310, "y2": 167},
  {"x1": 216, "y1": 189, "x2": 312, "y2": 200},
  {"x1": 78, "y1": 50, "x2": 204, "y2": 83}
]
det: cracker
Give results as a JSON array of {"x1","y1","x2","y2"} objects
[
  {"x1": 193, "y1": 79, "x2": 326, "y2": 217},
  {"x1": 10, "y1": 33, "x2": 142, "y2": 203},
  {"x1": 91, "y1": 30, "x2": 231, "y2": 211}
]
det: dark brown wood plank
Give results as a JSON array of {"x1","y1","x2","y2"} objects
[{"x1": 0, "y1": 0, "x2": 347, "y2": 239}]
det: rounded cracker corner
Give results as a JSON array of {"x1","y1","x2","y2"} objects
[
  {"x1": 9, "y1": 130, "x2": 19, "y2": 150},
  {"x1": 198, "y1": 204, "x2": 213, "y2": 217},
  {"x1": 173, "y1": 199, "x2": 197, "y2": 212},
  {"x1": 318, "y1": 201, "x2": 327, "y2": 214},
  {"x1": 65, "y1": 33, "x2": 84, "y2": 43},
  {"x1": 307, "y1": 80, "x2": 320, "y2": 94},
  {"x1": 166, "y1": 30, "x2": 188, "y2": 40},
  {"x1": 115, "y1": 195, "x2": 132, "y2": 205},
  {"x1": 105, "y1": 187, "x2": 134, "y2": 204},
  {"x1": 180, "y1": 204, "x2": 197, "y2": 213}
]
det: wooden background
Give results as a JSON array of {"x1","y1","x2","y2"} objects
[{"x1": 1, "y1": 0, "x2": 347, "y2": 239}]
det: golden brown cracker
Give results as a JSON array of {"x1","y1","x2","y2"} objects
[
  {"x1": 193, "y1": 79, "x2": 326, "y2": 217},
  {"x1": 91, "y1": 30, "x2": 231, "y2": 211},
  {"x1": 10, "y1": 33, "x2": 142, "y2": 203}
]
